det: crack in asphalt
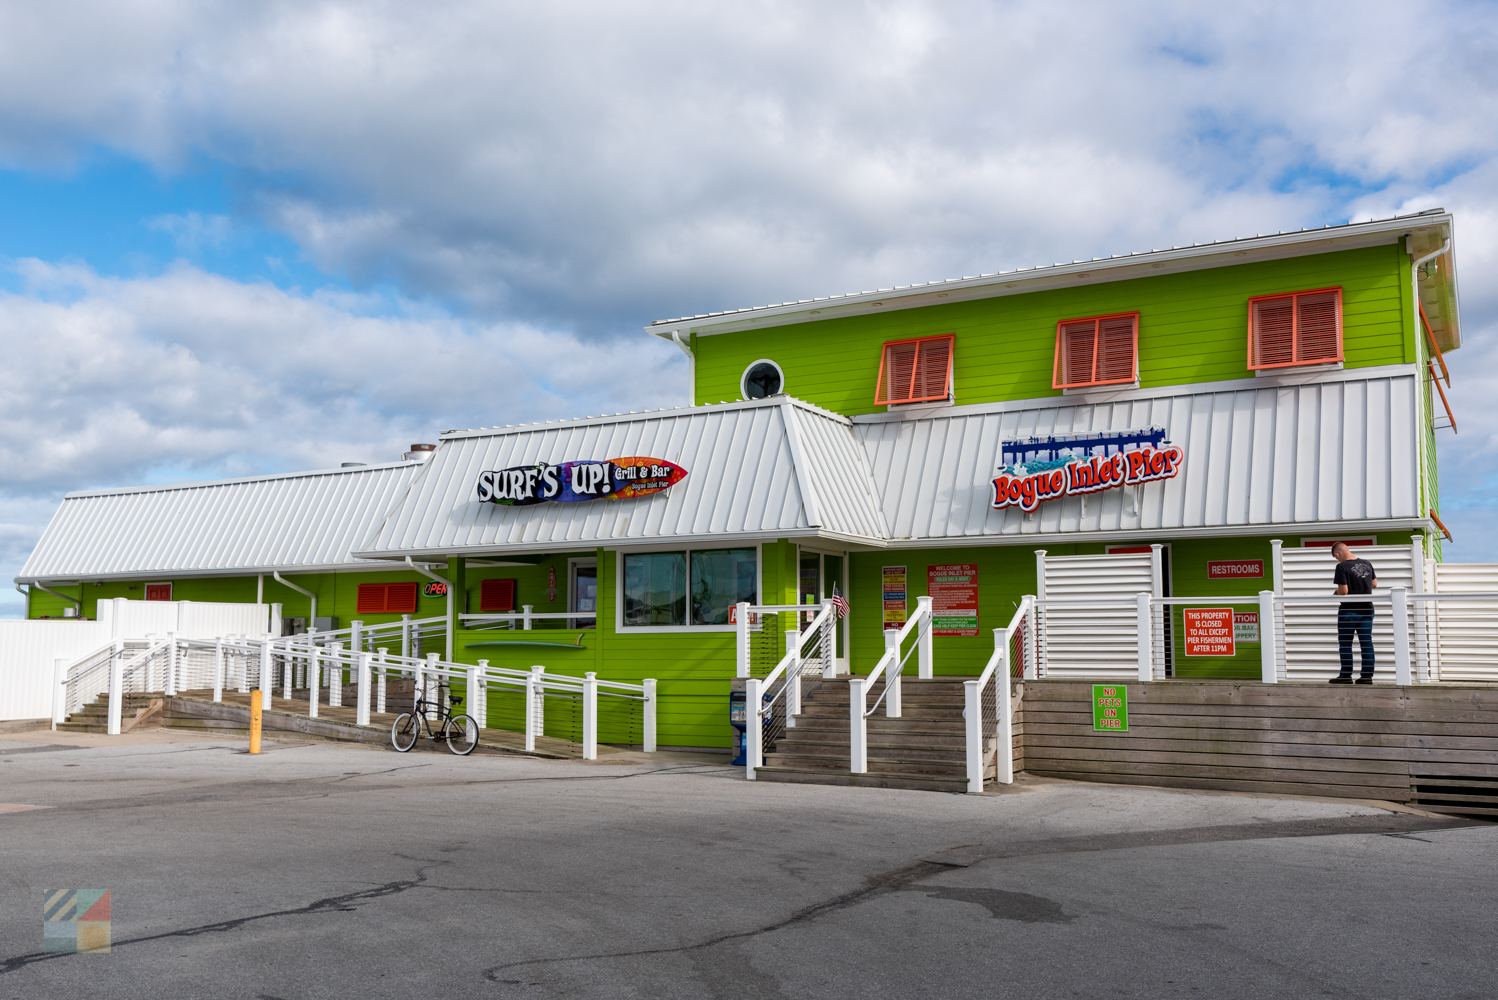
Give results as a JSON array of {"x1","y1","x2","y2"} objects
[
  {"x1": 480, "y1": 859, "x2": 949, "y2": 983},
  {"x1": 0, "y1": 861, "x2": 445, "y2": 976}
]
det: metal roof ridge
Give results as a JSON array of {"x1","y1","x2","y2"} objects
[
  {"x1": 646, "y1": 208, "x2": 1450, "y2": 331},
  {"x1": 61, "y1": 460, "x2": 418, "y2": 500},
  {"x1": 437, "y1": 396, "x2": 791, "y2": 439}
]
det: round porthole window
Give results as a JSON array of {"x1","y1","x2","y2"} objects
[{"x1": 742, "y1": 359, "x2": 784, "y2": 399}]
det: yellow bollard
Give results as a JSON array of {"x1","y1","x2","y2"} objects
[{"x1": 249, "y1": 691, "x2": 262, "y2": 754}]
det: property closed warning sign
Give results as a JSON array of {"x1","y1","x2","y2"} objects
[{"x1": 1183, "y1": 607, "x2": 1235, "y2": 656}]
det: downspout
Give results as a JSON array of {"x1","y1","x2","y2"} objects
[
  {"x1": 405, "y1": 557, "x2": 456, "y2": 661},
  {"x1": 1407, "y1": 235, "x2": 1453, "y2": 553},
  {"x1": 16, "y1": 582, "x2": 30, "y2": 619},
  {"x1": 670, "y1": 330, "x2": 696, "y2": 406},
  {"x1": 30, "y1": 582, "x2": 80, "y2": 617},
  {"x1": 271, "y1": 571, "x2": 317, "y2": 628}
]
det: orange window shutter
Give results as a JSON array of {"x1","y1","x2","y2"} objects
[
  {"x1": 386, "y1": 582, "x2": 419, "y2": 614},
  {"x1": 1295, "y1": 291, "x2": 1340, "y2": 363},
  {"x1": 879, "y1": 341, "x2": 919, "y2": 403},
  {"x1": 1059, "y1": 321, "x2": 1098, "y2": 386},
  {"x1": 1096, "y1": 316, "x2": 1136, "y2": 382},
  {"x1": 1252, "y1": 297, "x2": 1296, "y2": 367},
  {"x1": 480, "y1": 578, "x2": 517, "y2": 612},
  {"x1": 911, "y1": 337, "x2": 953, "y2": 400},
  {"x1": 356, "y1": 584, "x2": 387, "y2": 614}
]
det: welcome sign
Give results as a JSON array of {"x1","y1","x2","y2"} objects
[
  {"x1": 991, "y1": 428, "x2": 1184, "y2": 513},
  {"x1": 477, "y1": 457, "x2": 687, "y2": 506}
]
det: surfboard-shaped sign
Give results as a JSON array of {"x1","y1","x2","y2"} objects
[{"x1": 477, "y1": 456, "x2": 688, "y2": 506}]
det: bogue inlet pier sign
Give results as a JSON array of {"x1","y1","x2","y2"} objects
[{"x1": 991, "y1": 428, "x2": 1184, "y2": 513}]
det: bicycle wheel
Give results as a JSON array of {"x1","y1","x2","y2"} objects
[
  {"x1": 391, "y1": 713, "x2": 420, "y2": 752},
  {"x1": 444, "y1": 714, "x2": 478, "y2": 756}
]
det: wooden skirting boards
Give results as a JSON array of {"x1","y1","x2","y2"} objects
[{"x1": 1015, "y1": 680, "x2": 1498, "y2": 818}]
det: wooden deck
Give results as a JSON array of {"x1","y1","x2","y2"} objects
[
  {"x1": 166, "y1": 690, "x2": 627, "y2": 760},
  {"x1": 1015, "y1": 680, "x2": 1498, "y2": 817}
]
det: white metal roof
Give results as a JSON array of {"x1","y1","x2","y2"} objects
[
  {"x1": 857, "y1": 371, "x2": 1421, "y2": 545},
  {"x1": 648, "y1": 209, "x2": 1460, "y2": 351},
  {"x1": 17, "y1": 462, "x2": 421, "y2": 583},
  {"x1": 355, "y1": 397, "x2": 887, "y2": 558}
]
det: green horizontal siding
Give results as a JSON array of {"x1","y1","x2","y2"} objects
[{"x1": 694, "y1": 244, "x2": 1412, "y2": 414}]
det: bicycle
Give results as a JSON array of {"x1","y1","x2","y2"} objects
[{"x1": 391, "y1": 685, "x2": 479, "y2": 755}]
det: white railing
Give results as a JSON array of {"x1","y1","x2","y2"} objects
[
  {"x1": 741, "y1": 600, "x2": 836, "y2": 779},
  {"x1": 461, "y1": 607, "x2": 598, "y2": 631},
  {"x1": 963, "y1": 597, "x2": 1030, "y2": 793},
  {"x1": 1022, "y1": 587, "x2": 1498, "y2": 685},
  {"x1": 847, "y1": 595, "x2": 933, "y2": 774},
  {"x1": 76, "y1": 631, "x2": 654, "y2": 758},
  {"x1": 304, "y1": 615, "x2": 447, "y2": 658}
]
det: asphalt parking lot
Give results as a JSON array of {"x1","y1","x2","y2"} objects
[{"x1": 0, "y1": 729, "x2": 1492, "y2": 999}]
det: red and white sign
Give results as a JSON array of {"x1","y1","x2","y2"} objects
[
  {"x1": 1233, "y1": 612, "x2": 1259, "y2": 644},
  {"x1": 1183, "y1": 607, "x2": 1235, "y2": 656},
  {"x1": 1207, "y1": 559, "x2": 1263, "y2": 579}
]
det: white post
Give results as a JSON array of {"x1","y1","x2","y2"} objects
[
  {"x1": 401, "y1": 614, "x2": 412, "y2": 660},
  {"x1": 282, "y1": 639, "x2": 294, "y2": 701},
  {"x1": 735, "y1": 601, "x2": 751, "y2": 678},
  {"x1": 744, "y1": 676, "x2": 762, "y2": 778},
  {"x1": 582, "y1": 672, "x2": 598, "y2": 760},
  {"x1": 237, "y1": 637, "x2": 249, "y2": 694},
  {"x1": 1136, "y1": 593, "x2": 1152, "y2": 683},
  {"x1": 1270, "y1": 538, "x2": 1285, "y2": 595},
  {"x1": 356, "y1": 652, "x2": 372, "y2": 726},
  {"x1": 996, "y1": 628, "x2": 1013, "y2": 786},
  {"x1": 307, "y1": 642, "x2": 320, "y2": 719},
  {"x1": 1392, "y1": 587, "x2": 1411, "y2": 686},
  {"x1": 885, "y1": 631, "x2": 902, "y2": 718},
  {"x1": 1259, "y1": 591, "x2": 1278, "y2": 683},
  {"x1": 376, "y1": 648, "x2": 388, "y2": 715},
  {"x1": 426, "y1": 653, "x2": 440, "y2": 717},
  {"x1": 642, "y1": 678, "x2": 657, "y2": 752},
  {"x1": 269, "y1": 602, "x2": 283, "y2": 637},
  {"x1": 107, "y1": 650, "x2": 124, "y2": 736},
  {"x1": 964, "y1": 679, "x2": 983, "y2": 794},
  {"x1": 522, "y1": 604, "x2": 533, "y2": 631},
  {"x1": 467, "y1": 663, "x2": 484, "y2": 729},
  {"x1": 785, "y1": 628, "x2": 801, "y2": 726},
  {"x1": 1410, "y1": 534, "x2": 1429, "y2": 683},
  {"x1": 848, "y1": 676, "x2": 867, "y2": 773},
  {"x1": 213, "y1": 638, "x2": 224, "y2": 703},
  {"x1": 329, "y1": 643, "x2": 344, "y2": 707},
  {"x1": 259, "y1": 639, "x2": 273, "y2": 711},
  {"x1": 352, "y1": 619, "x2": 363, "y2": 655},
  {"x1": 916, "y1": 595, "x2": 934, "y2": 679},
  {"x1": 52, "y1": 657, "x2": 69, "y2": 730},
  {"x1": 165, "y1": 631, "x2": 179, "y2": 696},
  {"x1": 1022, "y1": 595, "x2": 1039, "y2": 680},
  {"x1": 533, "y1": 667, "x2": 545, "y2": 745}
]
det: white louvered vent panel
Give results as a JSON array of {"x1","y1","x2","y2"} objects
[
  {"x1": 1431, "y1": 562, "x2": 1498, "y2": 682},
  {"x1": 1038, "y1": 552, "x2": 1154, "y2": 679},
  {"x1": 1278, "y1": 544, "x2": 1418, "y2": 682}
]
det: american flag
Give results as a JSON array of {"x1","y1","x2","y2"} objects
[{"x1": 830, "y1": 585, "x2": 850, "y2": 619}]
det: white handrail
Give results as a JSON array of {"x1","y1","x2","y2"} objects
[
  {"x1": 742, "y1": 600, "x2": 836, "y2": 779},
  {"x1": 849, "y1": 595, "x2": 933, "y2": 774},
  {"x1": 964, "y1": 598, "x2": 1029, "y2": 792}
]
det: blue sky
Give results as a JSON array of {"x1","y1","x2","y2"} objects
[{"x1": 2, "y1": 0, "x2": 1497, "y2": 617}]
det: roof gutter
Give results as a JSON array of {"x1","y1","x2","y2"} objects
[
  {"x1": 271, "y1": 571, "x2": 317, "y2": 628},
  {"x1": 669, "y1": 329, "x2": 696, "y2": 406}
]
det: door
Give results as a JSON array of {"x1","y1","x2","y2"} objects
[
  {"x1": 798, "y1": 548, "x2": 849, "y2": 674},
  {"x1": 569, "y1": 559, "x2": 597, "y2": 629}
]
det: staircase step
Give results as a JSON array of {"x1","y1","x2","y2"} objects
[
  {"x1": 753, "y1": 766, "x2": 970, "y2": 794},
  {"x1": 771, "y1": 741, "x2": 973, "y2": 763}
]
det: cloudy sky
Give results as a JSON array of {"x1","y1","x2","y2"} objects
[{"x1": 2, "y1": 0, "x2": 1496, "y2": 614}]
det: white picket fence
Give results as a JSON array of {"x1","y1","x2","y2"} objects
[{"x1": 51, "y1": 631, "x2": 656, "y2": 759}]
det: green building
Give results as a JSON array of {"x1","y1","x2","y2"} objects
[{"x1": 17, "y1": 210, "x2": 1463, "y2": 749}]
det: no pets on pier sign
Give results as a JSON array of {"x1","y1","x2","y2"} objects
[{"x1": 1092, "y1": 685, "x2": 1127, "y2": 732}]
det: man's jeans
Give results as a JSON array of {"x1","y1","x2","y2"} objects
[{"x1": 1337, "y1": 606, "x2": 1375, "y2": 679}]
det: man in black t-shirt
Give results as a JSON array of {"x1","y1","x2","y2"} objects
[{"x1": 1330, "y1": 542, "x2": 1378, "y2": 684}]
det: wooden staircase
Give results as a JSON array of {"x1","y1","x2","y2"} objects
[
  {"x1": 755, "y1": 676, "x2": 994, "y2": 793},
  {"x1": 57, "y1": 692, "x2": 165, "y2": 734}
]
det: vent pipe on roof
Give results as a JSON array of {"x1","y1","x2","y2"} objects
[
  {"x1": 404, "y1": 444, "x2": 436, "y2": 462},
  {"x1": 341, "y1": 462, "x2": 366, "y2": 468}
]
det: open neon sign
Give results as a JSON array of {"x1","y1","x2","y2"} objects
[{"x1": 991, "y1": 428, "x2": 1184, "y2": 513}]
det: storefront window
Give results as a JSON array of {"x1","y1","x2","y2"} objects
[
  {"x1": 623, "y1": 548, "x2": 758, "y2": 627},
  {"x1": 623, "y1": 552, "x2": 687, "y2": 626},
  {"x1": 690, "y1": 548, "x2": 757, "y2": 624}
]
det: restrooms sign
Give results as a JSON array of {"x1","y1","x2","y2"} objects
[{"x1": 990, "y1": 428, "x2": 1183, "y2": 513}]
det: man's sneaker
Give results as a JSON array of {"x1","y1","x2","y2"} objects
[
  {"x1": 1355, "y1": 677, "x2": 1374, "y2": 684},
  {"x1": 1328, "y1": 677, "x2": 1353, "y2": 684}
]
